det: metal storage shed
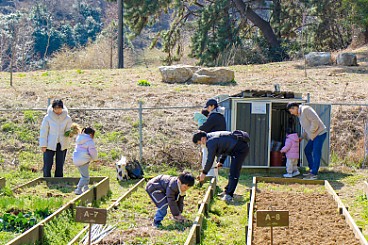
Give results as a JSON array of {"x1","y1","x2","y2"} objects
[{"x1": 218, "y1": 90, "x2": 331, "y2": 168}]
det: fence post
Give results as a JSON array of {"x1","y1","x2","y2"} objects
[
  {"x1": 138, "y1": 101, "x2": 143, "y2": 163},
  {"x1": 47, "y1": 98, "x2": 51, "y2": 107},
  {"x1": 363, "y1": 120, "x2": 368, "y2": 168}
]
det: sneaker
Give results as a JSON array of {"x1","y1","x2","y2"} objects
[
  {"x1": 74, "y1": 188, "x2": 83, "y2": 195},
  {"x1": 303, "y1": 174, "x2": 318, "y2": 180},
  {"x1": 82, "y1": 185, "x2": 89, "y2": 192},
  {"x1": 221, "y1": 194, "x2": 233, "y2": 203},
  {"x1": 152, "y1": 220, "x2": 162, "y2": 228},
  {"x1": 303, "y1": 172, "x2": 312, "y2": 177},
  {"x1": 217, "y1": 191, "x2": 226, "y2": 197},
  {"x1": 283, "y1": 173, "x2": 293, "y2": 178},
  {"x1": 292, "y1": 170, "x2": 300, "y2": 177}
]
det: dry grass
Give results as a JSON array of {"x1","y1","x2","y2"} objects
[{"x1": 1, "y1": 46, "x2": 368, "y2": 166}]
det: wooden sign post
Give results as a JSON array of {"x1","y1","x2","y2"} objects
[
  {"x1": 256, "y1": 210, "x2": 289, "y2": 245},
  {"x1": 76, "y1": 207, "x2": 108, "y2": 245}
]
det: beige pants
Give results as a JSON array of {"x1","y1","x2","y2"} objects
[{"x1": 286, "y1": 158, "x2": 298, "y2": 174}]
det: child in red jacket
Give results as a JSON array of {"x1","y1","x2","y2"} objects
[{"x1": 280, "y1": 128, "x2": 300, "y2": 178}]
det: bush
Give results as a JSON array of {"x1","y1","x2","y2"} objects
[
  {"x1": 1, "y1": 122, "x2": 18, "y2": 132},
  {"x1": 137, "y1": 79, "x2": 151, "y2": 86}
]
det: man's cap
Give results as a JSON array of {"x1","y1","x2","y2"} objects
[{"x1": 204, "y1": 99, "x2": 218, "y2": 108}]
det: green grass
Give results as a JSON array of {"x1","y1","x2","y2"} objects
[
  {"x1": 201, "y1": 172, "x2": 251, "y2": 244},
  {"x1": 43, "y1": 210, "x2": 84, "y2": 245}
]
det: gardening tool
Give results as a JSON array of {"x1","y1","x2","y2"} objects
[{"x1": 81, "y1": 224, "x2": 116, "y2": 245}]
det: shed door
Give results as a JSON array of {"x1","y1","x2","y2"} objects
[
  {"x1": 301, "y1": 103, "x2": 331, "y2": 166},
  {"x1": 235, "y1": 102, "x2": 271, "y2": 167}
]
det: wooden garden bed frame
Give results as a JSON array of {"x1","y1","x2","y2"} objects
[
  {"x1": 67, "y1": 178, "x2": 146, "y2": 245},
  {"x1": 0, "y1": 177, "x2": 5, "y2": 189},
  {"x1": 246, "y1": 177, "x2": 368, "y2": 245},
  {"x1": 184, "y1": 177, "x2": 217, "y2": 245},
  {"x1": 5, "y1": 177, "x2": 110, "y2": 245}
]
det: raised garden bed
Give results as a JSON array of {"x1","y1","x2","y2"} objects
[
  {"x1": 247, "y1": 177, "x2": 367, "y2": 245},
  {"x1": 3, "y1": 176, "x2": 109, "y2": 245},
  {"x1": 94, "y1": 178, "x2": 210, "y2": 244},
  {"x1": 0, "y1": 177, "x2": 5, "y2": 189}
]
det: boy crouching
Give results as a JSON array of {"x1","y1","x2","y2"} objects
[{"x1": 146, "y1": 172, "x2": 195, "y2": 228}]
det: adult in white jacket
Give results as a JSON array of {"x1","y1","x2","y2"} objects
[{"x1": 39, "y1": 99, "x2": 72, "y2": 177}]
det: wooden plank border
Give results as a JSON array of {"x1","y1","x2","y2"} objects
[
  {"x1": 6, "y1": 177, "x2": 110, "y2": 245},
  {"x1": 0, "y1": 177, "x2": 5, "y2": 189},
  {"x1": 108, "y1": 178, "x2": 146, "y2": 210},
  {"x1": 364, "y1": 181, "x2": 368, "y2": 200},
  {"x1": 325, "y1": 181, "x2": 368, "y2": 245},
  {"x1": 247, "y1": 177, "x2": 367, "y2": 245},
  {"x1": 246, "y1": 177, "x2": 257, "y2": 245},
  {"x1": 184, "y1": 177, "x2": 216, "y2": 245},
  {"x1": 67, "y1": 178, "x2": 146, "y2": 245}
]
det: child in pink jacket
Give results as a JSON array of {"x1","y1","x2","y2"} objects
[{"x1": 280, "y1": 129, "x2": 300, "y2": 178}]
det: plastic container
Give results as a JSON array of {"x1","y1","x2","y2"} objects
[{"x1": 270, "y1": 151, "x2": 283, "y2": 166}]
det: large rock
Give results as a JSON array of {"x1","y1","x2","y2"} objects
[
  {"x1": 305, "y1": 52, "x2": 332, "y2": 66},
  {"x1": 336, "y1": 53, "x2": 358, "y2": 66},
  {"x1": 159, "y1": 65, "x2": 200, "y2": 83},
  {"x1": 191, "y1": 68, "x2": 235, "y2": 84}
]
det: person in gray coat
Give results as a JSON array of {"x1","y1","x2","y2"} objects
[
  {"x1": 146, "y1": 172, "x2": 195, "y2": 228},
  {"x1": 39, "y1": 99, "x2": 72, "y2": 177}
]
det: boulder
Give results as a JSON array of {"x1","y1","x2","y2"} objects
[
  {"x1": 336, "y1": 53, "x2": 358, "y2": 66},
  {"x1": 159, "y1": 65, "x2": 200, "y2": 83},
  {"x1": 305, "y1": 52, "x2": 332, "y2": 66},
  {"x1": 191, "y1": 68, "x2": 235, "y2": 84}
]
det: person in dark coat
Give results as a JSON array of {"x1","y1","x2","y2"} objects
[
  {"x1": 146, "y1": 172, "x2": 195, "y2": 228},
  {"x1": 193, "y1": 131, "x2": 249, "y2": 203},
  {"x1": 199, "y1": 99, "x2": 226, "y2": 133}
]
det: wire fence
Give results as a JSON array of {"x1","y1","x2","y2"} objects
[{"x1": 0, "y1": 101, "x2": 367, "y2": 173}]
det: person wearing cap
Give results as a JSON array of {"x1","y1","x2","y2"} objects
[
  {"x1": 197, "y1": 99, "x2": 227, "y2": 179},
  {"x1": 199, "y1": 99, "x2": 226, "y2": 133},
  {"x1": 39, "y1": 99, "x2": 73, "y2": 177},
  {"x1": 192, "y1": 131, "x2": 249, "y2": 203},
  {"x1": 286, "y1": 103, "x2": 327, "y2": 180}
]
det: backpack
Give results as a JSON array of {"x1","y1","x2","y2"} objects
[
  {"x1": 125, "y1": 160, "x2": 144, "y2": 179},
  {"x1": 232, "y1": 130, "x2": 250, "y2": 143}
]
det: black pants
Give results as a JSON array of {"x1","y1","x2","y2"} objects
[
  {"x1": 225, "y1": 141, "x2": 249, "y2": 197},
  {"x1": 43, "y1": 143, "x2": 67, "y2": 177}
]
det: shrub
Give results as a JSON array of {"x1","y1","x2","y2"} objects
[{"x1": 137, "y1": 79, "x2": 151, "y2": 86}]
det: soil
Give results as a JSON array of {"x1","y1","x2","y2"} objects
[{"x1": 252, "y1": 183, "x2": 361, "y2": 245}]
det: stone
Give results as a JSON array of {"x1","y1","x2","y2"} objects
[
  {"x1": 158, "y1": 65, "x2": 200, "y2": 83},
  {"x1": 305, "y1": 52, "x2": 332, "y2": 66},
  {"x1": 191, "y1": 68, "x2": 235, "y2": 84},
  {"x1": 336, "y1": 53, "x2": 358, "y2": 66}
]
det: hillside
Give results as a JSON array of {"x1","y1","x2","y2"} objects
[{"x1": 0, "y1": 47, "x2": 368, "y2": 170}]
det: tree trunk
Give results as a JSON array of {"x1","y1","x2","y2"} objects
[
  {"x1": 233, "y1": 0, "x2": 280, "y2": 48},
  {"x1": 350, "y1": 25, "x2": 368, "y2": 48}
]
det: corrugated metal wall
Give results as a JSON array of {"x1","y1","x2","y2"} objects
[
  {"x1": 302, "y1": 104, "x2": 331, "y2": 166},
  {"x1": 235, "y1": 102, "x2": 270, "y2": 167}
]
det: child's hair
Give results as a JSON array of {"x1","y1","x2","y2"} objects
[
  {"x1": 82, "y1": 127, "x2": 95, "y2": 136},
  {"x1": 52, "y1": 99, "x2": 63, "y2": 109},
  {"x1": 201, "y1": 109, "x2": 209, "y2": 118},
  {"x1": 192, "y1": 131, "x2": 207, "y2": 144},
  {"x1": 178, "y1": 171, "x2": 195, "y2": 186},
  {"x1": 286, "y1": 128, "x2": 295, "y2": 135}
]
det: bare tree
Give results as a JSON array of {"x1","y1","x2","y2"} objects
[{"x1": 0, "y1": 12, "x2": 34, "y2": 85}]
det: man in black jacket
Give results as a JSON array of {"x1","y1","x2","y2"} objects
[
  {"x1": 193, "y1": 131, "x2": 249, "y2": 203},
  {"x1": 199, "y1": 99, "x2": 226, "y2": 133}
]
